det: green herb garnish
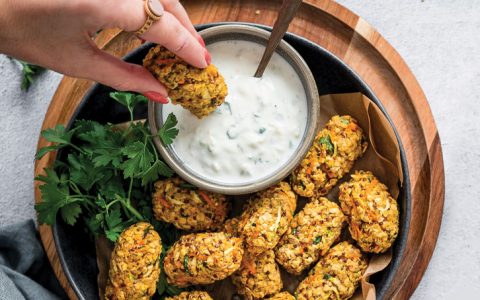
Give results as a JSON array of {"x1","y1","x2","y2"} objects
[
  {"x1": 35, "y1": 91, "x2": 178, "y2": 241},
  {"x1": 158, "y1": 113, "x2": 179, "y2": 145},
  {"x1": 323, "y1": 274, "x2": 332, "y2": 280},
  {"x1": 339, "y1": 117, "x2": 350, "y2": 125},
  {"x1": 109, "y1": 92, "x2": 147, "y2": 122},
  {"x1": 292, "y1": 227, "x2": 298, "y2": 235},
  {"x1": 183, "y1": 255, "x2": 190, "y2": 275},
  {"x1": 19, "y1": 61, "x2": 44, "y2": 91},
  {"x1": 36, "y1": 92, "x2": 184, "y2": 298},
  {"x1": 313, "y1": 236, "x2": 322, "y2": 245},
  {"x1": 318, "y1": 135, "x2": 334, "y2": 155},
  {"x1": 143, "y1": 225, "x2": 154, "y2": 239},
  {"x1": 34, "y1": 125, "x2": 79, "y2": 160}
]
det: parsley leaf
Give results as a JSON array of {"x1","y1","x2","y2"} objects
[
  {"x1": 105, "y1": 208, "x2": 125, "y2": 242},
  {"x1": 35, "y1": 168, "x2": 87, "y2": 225},
  {"x1": 97, "y1": 172, "x2": 126, "y2": 200},
  {"x1": 109, "y1": 92, "x2": 147, "y2": 122},
  {"x1": 67, "y1": 153, "x2": 105, "y2": 191},
  {"x1": 140, "y1": 160, "x2": 174, "y2": 186},
  {"x1": 34, "y1": 171, "x2": 68, "y2": 225},
  {"x1": 19, "y1": 61, "x2": 44, "y2": 91},
  {"x1": 60, "y1": 203, "x2": 82, "y2": 226},
  {"x1": 35, "y1": 146, "x2": 60, "y2": 161},
  {"x1": 318, "y1": 135, "x2": 334, "y2": 155},
  {"x1": 75, "y1": 120, "x2": 108, "y2": 144},
  {"x1": 75, "y1": 121, "x2": 124, "y2": 167},
  {"x1": 35, "y1": 125, "x2": 77, "y2": 159},
  {"x1": 92, "y1": 148, "x2": 123, "y2": 168},
  {"x1": 85, "y1": 213, "x2": 104, "y2": 235},
  {"x1": 120, "y1": 141, "x2": 154, "y2": 179},
  {"x1": 158, "y1": 113, "x2": 179, "y2": 145},
  {"x1": 313, "y1": 236, "x2": 322, "y2": 245},
  {"x1": 41, "y1": 124, "x2": 74, "y2": 144}
]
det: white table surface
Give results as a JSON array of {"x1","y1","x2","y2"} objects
[{"x1": 1, "y1": 1, "x2": 479, "y2": 299}]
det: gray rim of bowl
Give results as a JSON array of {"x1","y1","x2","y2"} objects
[{"x1": 148, "y1": 24, "x2": 320, "y2": 195}]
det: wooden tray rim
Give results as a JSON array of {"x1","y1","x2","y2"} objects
[{"x1": 33, "y1": 1, "x2": 445, "y2": 299}]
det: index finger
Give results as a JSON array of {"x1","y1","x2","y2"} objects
[
  {"x1": 141, "y1": 12, "x2": 208, "y2": 68},
  {"x1": 106, "y1": 0, "x2": 208, "y2": 68},
  {"x1": 161, "y1": 0, "x2": 201, "y2": 41}
]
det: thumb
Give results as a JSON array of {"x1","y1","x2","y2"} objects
[{"x1": 79, "y1": 46, "x2": 168, "y2": 103}]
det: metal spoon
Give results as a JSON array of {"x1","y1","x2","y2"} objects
[{"x1": 254, "y1": 0, "x2": 303, "y2": 78}]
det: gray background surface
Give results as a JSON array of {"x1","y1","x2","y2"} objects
[{"x1": 0, "y1": 1, "x2": 478, "y2": 298}]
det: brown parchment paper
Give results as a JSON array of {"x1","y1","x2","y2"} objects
[
  {"x1": 320, "y1": 93, "x2": 403, "y2": 300},
  {"x1": 96, "y1": 236, "x2": 113, "y2": 300},
  {"x1": 95, "y1": 92, "x2": 403, "y2": 299}
]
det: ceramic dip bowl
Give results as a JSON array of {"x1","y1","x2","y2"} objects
[{"x1": 149, "y1": 24, "x2": 319, "y2": 195}]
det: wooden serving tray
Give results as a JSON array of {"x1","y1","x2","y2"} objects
[{"x1": 34, "y1": 1, "x2": 444, "y2": 299}]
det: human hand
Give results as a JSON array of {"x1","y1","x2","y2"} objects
[{"x1": 0, "y1": 0, "x2": 209, "y2": 102}]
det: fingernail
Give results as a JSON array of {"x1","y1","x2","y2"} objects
[
  {"x1": 197, "y1": 35, "x2": 206, "y2": 47},
  {"x1": 139, "y1": 37, "x2": 146, "y2": 45},
  {"x1": 143, "y1": 92, "x2": 169, "y2": 104},
  {"x1": 205, "y1": 50, "x2": 211, "y2": 65}
]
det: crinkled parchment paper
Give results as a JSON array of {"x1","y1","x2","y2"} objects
[
  {"x1": 320, "y1": 93, "x2": 402, "y2": 300},
  {"x1": 95, "y1": 92, "x2": 403, "y2": 300}
]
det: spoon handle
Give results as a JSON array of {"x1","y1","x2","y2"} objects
[{"x1": 254, "y1": 0, "x2": 303, "y2": 78}]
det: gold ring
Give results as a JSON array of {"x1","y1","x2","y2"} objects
[{"x1": 135, "y1": 0, "x2": 164, "y2": 36}]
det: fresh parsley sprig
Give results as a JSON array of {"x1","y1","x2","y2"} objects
[
  {"x1": 7, "y1": 58, "x2": 46, "y2": 91},
  {"x1": 109, "y1": 92, "x2": 148, "y2": 122},
  {"x1": 35, "y1": 91, "x2": 178, "y2": 242},
  {"x1": 19, "y1": 61, "x2": 44, "y2": 91},
  {"x1": 158, "y1": 113, "x2": 179, "y2": 145},
  {"x1": 36, "y1": 91, "x2": 186, "y2": 297}
]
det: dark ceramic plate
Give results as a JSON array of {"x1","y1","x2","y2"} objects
[{"x1": 53, "y1": 22, "x2": 410, "y2": 300}]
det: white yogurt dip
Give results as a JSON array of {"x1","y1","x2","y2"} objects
[{"x1": 162, "y1": 40, "x2": 308, "y2": 184}]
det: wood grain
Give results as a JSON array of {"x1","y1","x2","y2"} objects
[{"x1": 34, "y1": 1, "x2": 444, "y2": 299}]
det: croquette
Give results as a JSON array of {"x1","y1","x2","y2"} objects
[
  {"x1": 295, "y1": 242, "x2": 367, "y2": 300},
  {"x1": 163, "y1": 232, "x2": 243, "y2": 287},
  {"x1": 275, "y1": 197, "x2": 345, "y2": 275},
  {"x1": 296, "y1": 276, "x2": 342, "y2": 300},
  {"x1": 152, "y1": 177, "x2": 228, "y2": 231},
  {"x1": 143, "y1": 45, "x2": 228, "y2": 118},
  {"x1": 105, "y1": 222, "x2": 162, "y2": 300},
  {"x1": 266, "y1": 292, "x2": 296, "y2": 300},
  {"x1": 338, "y1": 170, "x2": 399, "y2": 253},
  {"x1": 237, "y1": 182, "x2": 297, "y2": 254},
  {"x1": 165, "y1": 291, "x2": 213, "y2": 300},
  {"x1": 231, "y1": 250, "x2": 283, "y2": 299},
  {"x1": 291, "y1": 115, "x2": 367, "y2": 197}
]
